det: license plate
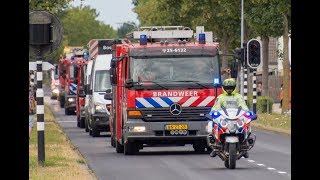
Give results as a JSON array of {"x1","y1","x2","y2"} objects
[{"x1": 165, "y1": 124, "x2": 188, "y2": 130}]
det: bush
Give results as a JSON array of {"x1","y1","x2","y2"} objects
[{"x1": 246, "y1": 94, "x2": 273, "y2": 113}]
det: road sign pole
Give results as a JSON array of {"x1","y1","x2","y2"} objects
[{"x1": 36, "y1": 56, "x2": 45, "y2": 166}]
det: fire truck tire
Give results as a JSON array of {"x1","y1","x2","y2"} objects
[
  {"x1": 111, "y1": 136, "x2": 116, "y2": 147},
  {"x1": 59, "y1": 96, "x2": 65, "y2": 108},
  {"x1": 65, "y1": 108, "x2": 71, "y2": 115},
  {"x1": 92, "y1": 128, "x2": 100, "y2": 137},
  {"x1": 116, "y1": 140, "x2": 124, "y2": 153},
  {"x1": 77, "y1": 120, "x2": 80, "y2": 127},
  {"x1": 193, "y1": 142, "x2": 206, "y2": 153},
  {"x1": 80, "y1": 117, "x2": 85, "y2": 128},
  {"x1": 124, "y1": 142, "x2": 137, "y2": 155},
  {"x1": 84, "y1": 118, "x2": 89, "y2": 132}
]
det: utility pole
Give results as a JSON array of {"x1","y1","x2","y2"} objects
[{"x1": 240, "y1": 0, "x2": 244, "y2": 95}]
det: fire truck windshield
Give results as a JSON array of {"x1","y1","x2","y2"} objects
[
  {"x1": 94, "y1": 70, "x2": 111, "y2": 92},
  {"x1": 130, "y1": 56, "x2": 220, "y2": 84}
]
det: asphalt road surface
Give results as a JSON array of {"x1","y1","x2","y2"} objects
[{"x1": 44, "y1": 89, "x2": 291, "y2": 180}]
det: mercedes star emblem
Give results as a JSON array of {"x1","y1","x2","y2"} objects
[{"x1": 169, "y1": 103, "x2": 182, "y2": 115}]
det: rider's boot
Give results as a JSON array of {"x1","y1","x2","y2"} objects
[
  {"x1": 243, "y1": 151, "x2": 249, "y2": 158},
  {"x1": 210, "y1": 150, "x2": 217, "y2": 157}
]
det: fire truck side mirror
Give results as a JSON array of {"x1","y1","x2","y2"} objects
[
  {"x1": 84, "y1": 84, "x2": 92, "y2": 95},
  {"x1": 110, "y1": 68, "x2": 117, "y2": 85},
  {"x1": 83, "y1": 84, "x2": 88, "y2": 94},
  {"x1": 125, "y1": 79, "x2": 133, "y2": 88},
  {"x1": 104, "y1": 89, "x2": 112, "y2": 100},
  {"x1": 78, "y1": 86, "x2": 85, "y2": 97}
]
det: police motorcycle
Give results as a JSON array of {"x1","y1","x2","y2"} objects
[{"x1": 206, "y1": 105, "x2": 257, "y2": 169}]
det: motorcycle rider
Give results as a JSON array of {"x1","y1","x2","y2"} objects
[{"x1": 208, "y1": 78, "x2": 250, "y2": 158}]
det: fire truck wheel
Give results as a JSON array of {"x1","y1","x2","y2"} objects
[
  {"x1": 77, "y1": 120, "x2": 80, "y2": 127},
  {"x1": 80, "y1": 117, "x2": 85, "y2": 128},
  {"x1": 124, "y1": 141, "x2": 138, "y2": 155},
  {"x1": 65, "y1": 108, "x2": 71, "y2": 115},
  {"x1": 92, "y1": 128, "x2": 100, "y2": 137},
  {"x1": 116, "y1": 140, "x2": 124, "y2": 153},
  {"x1": 85, "y1": 118, "x2": 89, "y2": 132},
  {"x1": 111, "y1": 135, "x2": 116, "y2": 147},
  {"x1": 59, "y1": 97, "x2": 65, "y2": 108},
  {"x1": 193, "y1": 143, "x2": 206, "y2": 153}
]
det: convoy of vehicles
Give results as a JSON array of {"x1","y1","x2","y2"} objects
[
  {"x1": 104, "y1": 26, "x2": 224, "y2": 155},
  {"x1": 54, "y1": 26, "x2": 256, "y2": 163}
]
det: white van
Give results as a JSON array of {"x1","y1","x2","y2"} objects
[
  {"x1": 86, "y1": 54, "x2": 112, "y2": 137},
  {"x1": 84, "y1": 60, "x2": 93, "y2": 133}
]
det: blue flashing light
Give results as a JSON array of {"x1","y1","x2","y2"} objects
[
  {"x1": 199, "y1": 33, "x2": 206, "y2": 44},
  {"x1": 210, "y1": 110, "x2": 221, "y2": 119},
  {"x1": 140, "y1": 34, "x2": 147, "y2": 45}
]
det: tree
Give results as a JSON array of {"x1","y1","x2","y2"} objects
[
  {"x1": 49, "y1": 6, "x2": 117, "y2": 63},
  {"x1": 29, "y1": 0, "x2": 73, "y2": 13},
  {"x1": 276, "y1": 0, "x2": 291, "y2": 113},
  {"x1": 246, "y1": 0, "x2": 284, "y2": 97},
  {"x1": 117, "y1": 22, "x2": 138, "y2": 38}
]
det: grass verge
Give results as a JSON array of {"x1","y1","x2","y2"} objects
[
  {"x1": 252, "y1": 112, "x2": 291, "y2": 135},
  {"x1": 29, "y1": 105, "x2": 97, "y2": 180}
]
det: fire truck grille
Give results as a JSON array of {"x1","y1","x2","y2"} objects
[{"x1": 140, "y1": 107, "x2": 211, "y2": 122}]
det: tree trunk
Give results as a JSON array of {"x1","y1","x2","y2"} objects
[
  {"x1": 282, "y1": 15, "x2": 291, "y2": 114},
  {"x1": 261, "y1": 36, "x2": 269, "y2": 97}
]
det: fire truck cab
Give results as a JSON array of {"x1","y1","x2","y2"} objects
[{"x1": 106, "y1": 26, "x2": 223, "y2": 155}]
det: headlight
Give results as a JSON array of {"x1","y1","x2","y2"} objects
[
  {"x1": 220, "y1": 119, "x2": 228, "y2": 127},
  {"x1": 237, "y1": 119, "x2": 244, "y2": 127},
  {"x1": 95, "y1": 104, "x2": 106, "y2": 112},
  {"x1": 52, "y1": 89, "x2": 59, "y2": 94},
  {"x1": 227, "y1": 121, "x2": 237, "y2": 133},
  {"x1": 68, "y1": 97, "x2": 75, "y2": 102},
  {"x1": 128, "y1": 126, "x2": 146, "y2": 132}
]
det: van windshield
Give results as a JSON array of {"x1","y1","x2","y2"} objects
[{"x1": 94, "y1": 70, "x2": 111, "y2": 92}]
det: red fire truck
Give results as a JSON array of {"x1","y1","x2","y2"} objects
[
  {"x1": 58, "y1": 46, "x2": 86, "y2": 115},
  {"x1": 75, "y1": 58, "x2": 88, "y2": 128},
  {"x1": 105, "y1": 26, "x2": 224, "y2": 155}
]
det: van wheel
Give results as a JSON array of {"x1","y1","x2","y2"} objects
[{"x1": 92, "y1": 128, "x2": 100, "y2": 137}]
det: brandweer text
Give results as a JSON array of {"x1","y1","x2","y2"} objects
[{"x1": 153, "y1": 91, "x2": 198, "y2": 97}]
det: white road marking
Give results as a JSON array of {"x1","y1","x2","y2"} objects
[
  {"x1": 278, "y1": 171, "x2": 287, "y2": 174},
  {"x1": 247, "y1": 159, "x2": 290, "y2": 177},
  {"x1": 267, "y1": 167, "x2": 276, "y2": 170},
  {"x1": 59, "y1": 120, "x2": 77, "y2": 123}
]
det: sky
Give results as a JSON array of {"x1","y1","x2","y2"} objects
[{"x1": 71, "y1": 0, "x2": 139, "y2": 30}]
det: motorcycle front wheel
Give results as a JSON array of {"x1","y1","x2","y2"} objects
[{"x1": 225, "y1": 143, "x2": 237, "y2": 169}]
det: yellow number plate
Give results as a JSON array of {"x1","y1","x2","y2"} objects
[{"x1": 165, "y1": 124, "x2": 188, "y2": 130}]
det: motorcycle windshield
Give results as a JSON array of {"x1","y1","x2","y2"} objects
[{"x1": 219, "y1": 107, "x2": 244, "y2": 120}]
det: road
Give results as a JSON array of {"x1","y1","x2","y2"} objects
[{"x1": 44, "y1": 88, "x2": 291, "y2": 180}]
